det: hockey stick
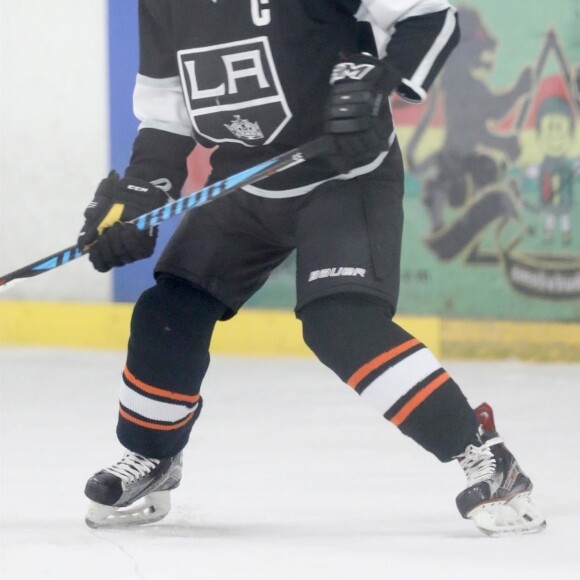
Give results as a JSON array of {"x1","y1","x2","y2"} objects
[{"x1": 0, "y1": 136, "x2": 332, "y2": 292}]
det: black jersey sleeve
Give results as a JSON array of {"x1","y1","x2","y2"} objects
[
  {"x1": 123, "y1": 1, "x2": 196, "y2": 199},
  {"x1": 125, "y1": 128, "x2": 195, "y2": 200},
  {"x1": 348, "y1": 0, "x2": 460, "y2": 103},
  {"x1": 384, "y1": 8, "x2": 459, "y2": 103},
  {"x1": 138, "y1": 0, "x2": 178, "y2": 79}
]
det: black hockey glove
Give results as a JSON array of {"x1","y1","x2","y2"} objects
[
  {"x1": 325, "y1": 53, "x2": 402, "y2": 172},
  {"x1": 78, "y1": 171, "x2": 169, "y2": 273}
]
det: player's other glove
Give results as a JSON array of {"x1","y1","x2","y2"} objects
[
  {"x1": 78, "y1": 171, "x2": 169, "y2": 273},
  {"x1": 325, "y1": 53, "x2": 402, "y2": 172}
]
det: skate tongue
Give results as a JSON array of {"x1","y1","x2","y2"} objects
[{"x1": 474, "y1": 403, "x2": 496, "y2": 432}]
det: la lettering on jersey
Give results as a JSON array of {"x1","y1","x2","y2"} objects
[
  {"x1": 140, "y1": 0, "x2": 371, "y2": 151},
  {"x1": 138, "y1": 0, "x2": 457, "y2": 189}
]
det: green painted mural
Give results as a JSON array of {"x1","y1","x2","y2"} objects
[{"x1": 247, "y1": 0, "x2": 580, "y2": 322}]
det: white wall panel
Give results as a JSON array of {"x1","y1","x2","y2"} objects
[{"x1": 0, "y1": 0, "x2": 111, "y2": 300}]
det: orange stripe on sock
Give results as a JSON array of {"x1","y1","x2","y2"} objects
[
  {"x1": 389, "y1": 371, "x2": 450, "y2": 427},
  {"x1": 124, "y1": 366, "x2": 200, "y2": 404},
  {"x1": 347, "y1": 338, "x2": 421, "y2": 388},
  {"x1": 119, "y1": 405, "x2": 195, "y2": 431}
]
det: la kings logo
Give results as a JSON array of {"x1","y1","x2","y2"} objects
[
  {"x1": 224, "y1": 115, "x2": 264, "y2": 140},
  {"x1": 178, "y1": 37, "x2": 291, "y2": 147}
]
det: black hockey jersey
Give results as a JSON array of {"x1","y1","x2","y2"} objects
[{"x1": 127, "y1": 0, "x2": 459, "y2": 197}]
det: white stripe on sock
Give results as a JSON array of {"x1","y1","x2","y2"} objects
[
  {"x1": 359, "y1": 347, "x2": 442, "y2": 415},
  {"x1": 120, "y1": 382, "x2": 197, "y2": 423}
]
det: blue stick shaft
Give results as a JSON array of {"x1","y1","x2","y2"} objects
[{"x1": 0, "y1": 137, "x2": 330, "y2": 291}]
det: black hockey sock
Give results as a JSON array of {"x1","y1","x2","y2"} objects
[
  {"x1": 118, "y1": 275, "x2": 227, "y2": 458},
  {"x1": 299, "y1": 294, "x2": 479, "y2": 461}
]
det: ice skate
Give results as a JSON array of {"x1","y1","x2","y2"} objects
[
  {"x1": 455, "y1": 403, "x2": 546, "y2": 537},
  {"x1": 84, "y1": 451, "x2": 182, "y2": 528}
]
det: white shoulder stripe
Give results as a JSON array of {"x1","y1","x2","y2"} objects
[
  {"x1": 133, "y1": 74, "x2": 194, "y2": 138},
  {"x1": 358, "y1": 0, "x2": 453, "y2": 30}
]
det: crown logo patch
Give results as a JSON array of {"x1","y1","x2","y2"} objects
[{"x1": 224, "y1": 115, "x2": 265, "y2": 141}]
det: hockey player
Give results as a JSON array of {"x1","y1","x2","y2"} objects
[{"x1": 79, "y1": 0, "x2": 546, "y2": 536}]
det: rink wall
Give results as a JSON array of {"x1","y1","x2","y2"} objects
[
  {"x1": 1, "y1": 301, "x2": 579, "y2": 361},
  {"x1": 1, "y1": 1, "x2": 579, "y2": 361}
]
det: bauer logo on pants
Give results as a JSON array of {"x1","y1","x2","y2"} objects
[
  {"x1": 178, "y1": 37, "x2": 291, "y2": 147},
  {"x1": 308, "y1": 267, "x2": 366, "y2": 281}
]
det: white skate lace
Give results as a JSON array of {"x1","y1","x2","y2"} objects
[
  {"x1": 104, "y1": 452, "x2": 160, "y2": 484},
  {"x1": 458, "y1": 437, "x2": 503, "y2": 486}
]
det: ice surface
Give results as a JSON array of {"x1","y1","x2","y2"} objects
[{"x1": 1, "y1": 348, "x2": 579, "y2": 580}]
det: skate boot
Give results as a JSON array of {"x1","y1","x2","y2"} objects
[
  {"x1": 84, "y1": 451, "x2": 182, "y2": 528},
  {"x1": 455, "y1": 403, "x2": 546, "y2": 537}
]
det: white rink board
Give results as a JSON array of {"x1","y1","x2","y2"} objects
[
  {"x1": 1, "y1": 349, "x2": 579, "y2": 580},
  {"x1": 0, "y1": 1, "x2": 110, "y2": 301}
]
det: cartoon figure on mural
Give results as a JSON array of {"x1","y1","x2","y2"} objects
[
  {"x1": 406, "y1": 5, "x2": 532, "y2": 237},
  {"x1": 403, "y1": 5, "x2": 580, "y2": 300},
  {"x1": 525, "y1": 96, "x2": 578, "y2": 245}
]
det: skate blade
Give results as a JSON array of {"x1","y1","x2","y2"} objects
[
  {"x1": 85, "y1": 491, "x2": 171, "y2": 529},
  {"x1": 468, "y1": 493, "x2": 547, "y2": 537}
]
